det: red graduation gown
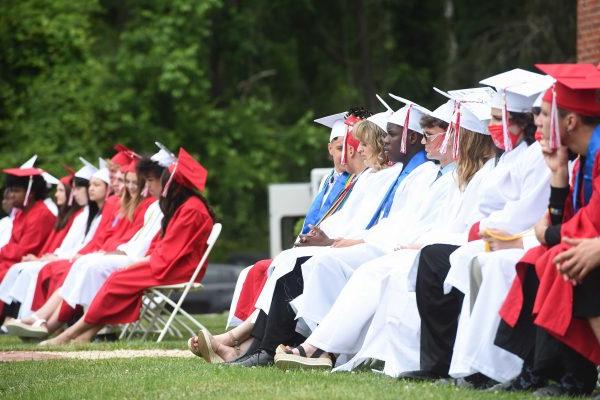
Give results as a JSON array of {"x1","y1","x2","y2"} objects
[
  {"x1": 0, "y1": 200, "x2": 56, "y2": 281},
  {"x1": 85, "y1": 196, "x2": 213, "y2": 325},
  {"x1": 100, "y1": 197, "x2": 154, "y2": 252},
  {"x1": 233, "y1": 259, "x2": 271, "y2": 321},
  {"x1": 500, "y1": 156, "x2": 600, "y2": 364}
]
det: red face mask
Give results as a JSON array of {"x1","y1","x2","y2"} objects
[{"x1": 488, "y1": 123, "x2": 520, "y2": 150}]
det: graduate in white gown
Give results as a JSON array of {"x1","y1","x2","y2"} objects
[
  {"x1": 0, "y1": 188, "x2": 15, "y2": 249},
  {"x1": 273, "y1": 92, "x2": 497, "y2": 370}
]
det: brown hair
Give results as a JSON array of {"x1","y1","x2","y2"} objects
[
  {"x1": 120, "y1": 171, "x2": 145, "y2": 221},
  {"x1": 420, "y1": 115, "x2": 449, "y2": 131},
  {"x1": 353, "y1": 120, "x2": 387, "y2": 170},
  {"x1": 456, "y1": 127, "x2": 496, "y2": 190}
]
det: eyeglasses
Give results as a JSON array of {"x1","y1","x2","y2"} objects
[{"x1": 423, "y1": 132, "x2": 444, "y2": 142}]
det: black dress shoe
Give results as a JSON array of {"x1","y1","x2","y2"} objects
[
  {"x1": 398, "y1": 370, "x2": 448, "y2": 381},
  {"x1": 533, "y1": 373, "x2": 596, "y2": 397},
  {"x1": 488, "y1": 366, "x2": 546, "y2": 392},
  {"x1": 229, "y1": 349, "x2": 274, "y2": 367},
  {"x1": 436, "y1": 373, "x2": 497, "y2": 390}
]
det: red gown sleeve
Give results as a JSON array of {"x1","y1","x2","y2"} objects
[{"x1": 0, "y1": 201, "x2": 56, "y2": 262}]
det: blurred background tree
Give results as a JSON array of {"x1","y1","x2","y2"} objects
[{"x1": 0, "y1": 0, "x2": 575, "y2": 260}]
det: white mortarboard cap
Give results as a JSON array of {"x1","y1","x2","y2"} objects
[
  {"x1": 387, "y1": 94, "x2": 431, "y2": 134},
  {"x1": 92, "y1": 157, "x2": 110, "y2": 185},
  {"x1": 434, "y1": 87, "x2": 495, "y2": 134},
  {"x1": 314, "y1": 112, "x2": 347, "y2": 142},
  {"x1": 430, "y1": 100, "x2": 456, "y2": 125},
  {"x1": 21, "y1": 155, "x2": 38, "y2": 169},
  {"x1": 151, "y1": 142, "x2": 177, "y2": 168},
  {"x1": 41, "y1": 172, "x2": 60, "y2": 185},
  {"x1": 75, "y1": 157, "x2": 98, "y2": 181},
  {"x1": 366, "y1": 94, "x2": 394, "y2": 132},
  {"x1": 480, "y1": 69, "x2": 554, "y2": 113},
  {"x1": 533, "y1": 91, "x2": 545, "y2": 108}
]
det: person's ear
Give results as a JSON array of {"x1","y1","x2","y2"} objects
[
  {"x1": 564, "y1": 113, "x2": 578, "y2": 135},
  {"x1": 409, "y1": 132, "x2": 419, "y2": 145}
]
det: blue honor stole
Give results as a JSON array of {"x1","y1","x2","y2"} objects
[
  {"x1": 301, "y1": 171, "x2": 350, "y2": 234},
  {"x1": 573, "y1": 124, "x2": 600, "y2": 212},
  {"x1": 365, "y1": 150, "x2": 428, "y2": 229}
]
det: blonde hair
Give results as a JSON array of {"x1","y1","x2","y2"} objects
[
  {"x1": 353, "y1": 120, "x2": 387, "y2": 170},
  {"x1": 456, "y1": 127, "x2": 496, "y2": 190},
  {"x1": 120, "y1": 171, "x2": 145, "y2": 221}
]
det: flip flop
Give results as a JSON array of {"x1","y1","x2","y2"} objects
[{"x1": 195, "y1": 329, "x2": 224, "y2": 364}]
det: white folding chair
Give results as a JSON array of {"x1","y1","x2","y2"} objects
[{"x1": 119, "y1": 223, "x2": 222, "y2": 342}]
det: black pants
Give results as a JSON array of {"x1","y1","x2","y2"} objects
[
  {"x1": 250, "y1": 256, "x2": 310, "y2": 354},
  {"x1": 415, "y1": 244, "x2": 461, "y2": 375},
  {"x1": 495, "y1": 267, "x2": 598, "y2": 392}
]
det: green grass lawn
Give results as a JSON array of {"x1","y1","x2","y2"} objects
[{"x1": 0, "y1": 313, "x2": 566, "y2": 399}]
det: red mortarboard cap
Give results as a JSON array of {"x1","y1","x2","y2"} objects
[
  {"x1": 3, "y1": 167, "x2": 43, "y2": 177},
  {"x1": 168, "y1": 148, "x2": 207, "y2": 193},
  {"x1": 111, "y1": 144, "x2": 140, "y2": 167},
  {"x1": 121, "y1": 158, "x2": 139, "y2": 174},
  {"x1": 536, "y1": 64, "x2": 600, "y2": 117}
]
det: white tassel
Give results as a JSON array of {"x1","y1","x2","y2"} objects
[
  {"x1": 23, "y1": 176, "x2": 33, "y2": 207},
  {"x1": 549, "y1": 85, "x2": 561, "y2": 150},
  {"x1": 161, "y1": 161, "x2": 178, "y2": 197}
]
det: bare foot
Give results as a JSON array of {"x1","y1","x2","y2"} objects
[
  {"x1": 189, "y1": 334, "x2": 239, "y2": 362},
  {"x1": 38, "y1": 336, "x2": 71, "y2": 346}
]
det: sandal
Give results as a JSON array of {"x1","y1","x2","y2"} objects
[
  {"x1": 195, "y1": 329, "x2": 224, "y2": 364},
  {"x1": 5, "y1": 317, "x2": 49, "y2": 339},
  {"x1": 274, "y1": 344, "x2": 334, "y2": 370}
]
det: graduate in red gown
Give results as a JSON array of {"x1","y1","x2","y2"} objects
[
  {"x1": 41, "y1": 147, "x2": 215, "y2": 345},
  {"x1": 0, "y1": 163, "x2": 57, "y2": 281},
  {"x1": 495, "y1": 64, "x2": 600, "y2": 396}
]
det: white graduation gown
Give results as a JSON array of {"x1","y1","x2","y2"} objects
[
  {"x1": 58, "y1": 200, "x2": 163, "y2": 308},
  {"x1": 291, "y1": 163, "x2": 451, "y2": 332},
  {"x1": 254, "y1": 162, "x2": 427, "y2": 316}
]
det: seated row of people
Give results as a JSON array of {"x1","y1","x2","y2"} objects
[
  {"x1": 189, "y1": 64, "x2": 600, "y2": 397},
  {"x1": 0, "y1": 144, "x2": 216, "y2": 344}
]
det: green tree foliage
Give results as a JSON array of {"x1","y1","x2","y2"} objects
[{"x1": 0, "y1": 0, "x2": 575, "y2": 258}]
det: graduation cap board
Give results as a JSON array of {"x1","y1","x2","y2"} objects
[
  {"x1": 480, "y1": 68, "x2": 554, "y2": 151},
  {"x1": 536, "y1": 64, "x2": 600, "y2": 149},
  {"x1": 151, "y1": 142, "x2": 177, "y2": 168},
  {"x1": 388, "y1": 94, "x2": 432, "y2": 153},
  {"x1": 366, "y1": 94, "x2": 394, "y2": 132},
  {"x1": 433, "y1": 87, "x2": 495, "y2": 158},
  {"x1": 162, "y1": 147, "x2": 207, "y2": 197}
]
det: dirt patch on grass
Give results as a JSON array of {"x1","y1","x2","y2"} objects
[{"x1": 0, "y1": 349, "x2": 195, "y2": 362}]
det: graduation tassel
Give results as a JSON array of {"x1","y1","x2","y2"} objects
[
  {"x1": 161, "y1": 161, "x2": 178, "y2": 198},
  {"x1": 141, "y1": 183, "x2": 149, "y2": 198},
  {"x1": 400, "y1": 104, "x2": 412, "y2": 154},
  {"x1": 549, "y1": 84, "x2": 561, "y2": 150},
  {"x1": 23, "y1": 176, "x2": 33, "y2": 207},
  {"x1": 440, "y1": 102, "x2": 459, "y2": 155},
  {"x1": 452, "y1": 107, "x2": 461, "y2": 160},
  {"x1": 501, "y1": 90, "x2": 513, "y2": 152},
  {"x1": 340, "y1": 128, "x2": 349, "y2": 165}
]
